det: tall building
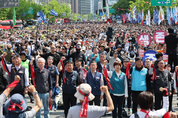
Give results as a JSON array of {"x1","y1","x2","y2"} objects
[
  {"x1": 94, "y1": 0, "x2": 99, "y2": 14},
  {"x1": 90, "y1": 0, "x2": 94, "y2": 14},
  {"x1": 71, "y1": 0, "x2": 78, "y2": 13},
  {"x1": 78, "y1": 0, "x2": 90, "y2": 15},
  {"x1": 58, "y1": 0, "x2": 71, "y2": 4}
]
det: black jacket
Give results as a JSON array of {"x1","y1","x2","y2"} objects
[
  {"x1": 0, "y1": 66, "x2": 8, "y2": 93},
  {"x1": 165, "y1": 34, "x2": 178, "y2": 55}
]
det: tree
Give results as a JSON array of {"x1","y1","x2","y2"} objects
[
  {"x1": 112, "y1": 0, "x2": 135, "y2": 15},
  {"x1": 0, "y1": 8, "x2": 9, "y2": 20}
]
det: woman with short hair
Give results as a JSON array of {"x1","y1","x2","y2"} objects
[{"x1": 106, "y1": 61, "x2": 128, "y2": 118}]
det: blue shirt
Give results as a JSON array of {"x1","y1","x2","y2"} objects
[{"x1": 90, "y1": 54, "x2": 100, "y2": 62}]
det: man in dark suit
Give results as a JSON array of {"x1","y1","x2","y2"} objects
[
  {"x1": 97, "y1": 53, "x2": 110, "y2": 106},
  {"x1": 165, "y1": 28, "x2": 178, "y2": 71}
]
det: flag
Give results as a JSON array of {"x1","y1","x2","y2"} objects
[
  {"x1": 175, "y1": 7, "x2": 177, "y2": 24},
  {"x1": 37, "y1": 11, "x2": 42, "y2": 23},
  {"x1": 13, "y1": 7, "x2": 16, "y2": 26},
  {"x1": 173, "y1": 7, "x2": 175, "y2": 23},
  {"x1": 153, "y1": 8, "x2": 156, "y2": 24},
  {"x1": 42, "y1": 12, "x2": 47, "y2": 23},
  {"x1": 148, "y1": 9, "x2": 150, "y2": 25},
  {"x1": 126, "y1": 13, "x2": 129, "y2": 22},
  {"x1": 160, "y1": 6, "x2": 164, "y2": 21},
  {"x1": 176, "y1": 7, "x2": 178, "y2": 24},
  {"x1": 170, "y1": 8, "x2": 173, "y2": 24},
  {"x1": 156, "y1": 8, "x2": 159, "y2": 25},
  {"x1": 158, "y1": 9, "x2": 161, "y2": 25},
  {"x1": 123, "y1": 14, "x2": 125, "y2": 23},
  {"x1": 167, "y1": 7, "x2": 171, "y2": 25},
  {"x1": 50, "y1": 9, "x2": 58, "y2": 16},
  {"x1": 133, "y1": 5, "x2": 137, "y2": 21},
  {"x1": 130, "y1": 11, "x2": 133, "y2": 23},
  {"x1": 128, "y1": 13, "x2": 130, "y2": 22},
  {"x1": 141, "y1": 10, "x2": 144, "y2": 25}
]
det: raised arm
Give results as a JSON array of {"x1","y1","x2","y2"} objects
[{"x1": 27, "y1": 85, "x2": 42, "y2": 113}]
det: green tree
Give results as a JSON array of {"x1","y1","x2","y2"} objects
[
  {"x1": 112, "y1": 0, "x2": 135, "y2": 15},
  {"x1": 0, "y1": 8, "x2": 9, "y2": 20}
]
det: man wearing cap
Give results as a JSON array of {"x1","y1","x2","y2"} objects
[
  {"x1": 67, "y1": 42, "x2": 87, "y2": 66},
  {"x1": 67, "y1": 84, "x2": 114, "y2": 118},
  {"x1": 165, "y1": 28, "x2": 178, "y2": 71},
  {"x1": 126, "y1": 57, "x2": 149, "y2": 113},
  {"x1": 86, "y1": 61, "x2": 104, "y2": 106},
  {"x1": 61, "y1": 60, "x2": 81, "y2": 118},
  {"x1": 0, "y1": 75, "x2": 42, "y2": 118},
  {"x1": 2, "y1": 53, "x2": 29, "y2": 97}
]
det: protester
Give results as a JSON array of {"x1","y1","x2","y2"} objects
[
  {"x1": 86, "y1": 61, "x2": 104, "y2": 106},
  {"x1": 130, "y1": 90, "x2": 169, "y2": 118},
  {"x1": 2, "y1": 54, "x2": 29, "y2": 97},
  {"x1": 67, "y1": 84, "x2": 114, "y2": 118},
  {"x1": 153, "y1": 60, "x2": 172, "y2": 110},
  {"x1": 73, "y1": 57, "x2": 87, "y2": 83},
  {"x1": 107, "y1": 61, "x2": 128, "y2": 118},
  {"x1": 61, "y1": 60, "x2": 81, "y2": 118},
  {"x1": 126, "y1": 57, "x2": 149, "y2": 113},
  {"x1": 46, "y1": 56, "x2": 60, "y2": 110},
  {"x1": 0, "y1": 23, "x2": 178, "y2": 118},
  {"x1": 1, "y1": 75, "x2": 42, "y2": 118},
  {"x1": 31, "y1": 57, "x2": 52, "y2": 118}
]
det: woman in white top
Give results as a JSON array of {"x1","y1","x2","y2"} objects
[{"x1": 130, "y1": 91, "x2": 169, "y2": 118}]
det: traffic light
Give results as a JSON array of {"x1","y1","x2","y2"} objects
[{"x1": 103, "y1": 0, "x2": 106, "y2": 7}]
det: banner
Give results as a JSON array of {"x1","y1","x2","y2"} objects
[
  {"x1": 153, "y1": 30, "x2": 167, "y2": 44},
  {"x1": 143, "y1": 50, "x2": 157, "y2": 63},
  {"x1": 163, "y1": 55, "x2": 168, "y2": 63},
  {"x1": 137, "y1": 33, "x2": 152, "y2": 46},
  {"x1": 139, "y1": 50, "x2": 144, "y2": 57}
]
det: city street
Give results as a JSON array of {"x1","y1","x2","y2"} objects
[{"x1": 26, "y1": 94, "x2": 178, "y2": 118}]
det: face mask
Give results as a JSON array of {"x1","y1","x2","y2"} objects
[{"x1": 121, "y1": 51, "x2": 124, "y2": 55}]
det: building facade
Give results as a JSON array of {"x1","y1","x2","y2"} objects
[
  {"x1": 71, "y1": 0, "x2": 78, "y2": 13},
  {"x1": 78, "y1": 0, "x2": 90, "y2": 15}
]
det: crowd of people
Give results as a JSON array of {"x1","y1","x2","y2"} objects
[{"x1": 0, "y1": 23, "x2": 178, "y2": 118}]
